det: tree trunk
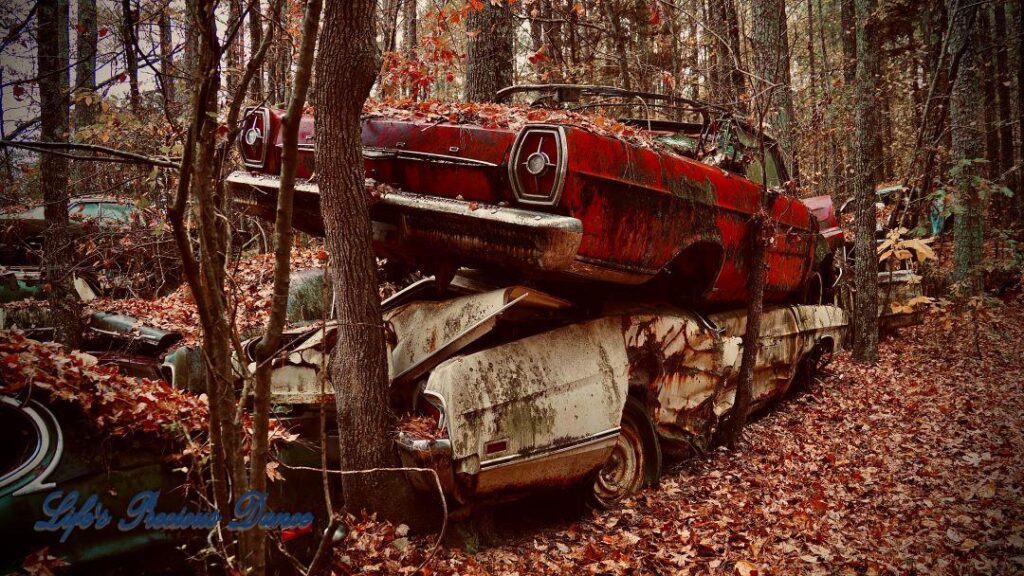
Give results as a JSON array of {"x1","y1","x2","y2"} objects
[
  {"x1": 465, "y1": 0, "x2": 514, "y2": 101},
  {"x1": 981, "y1": 7, "x2": 1003, "y2": 184},
  {"x1": 600, "y1": 0, "x2": 631, "y2": 90},
  {"x1": 721, "y1": 208, "x2": 770, "y2": 447},
  {"x1": 382, "y1": 0, "x2": 401, "y2": 53},
  {"x1": 120, "y1": 0, "x2": 140, "y2": 111},
  {"x1": 315, "y1": 0, "x2": 407, "y2": 518},
  {"x1": 158, "y1": 9, "x2": 176, "y2": 113},
  {"x1": 948, "y1": 0, "x2": 984, "y2": 294},
  {"x1": 707, "y1": 0, "x2": 745, "y2": 109},
  {"x1": 751, "y1": 0, "x2": 799, "y2": 182},
  {"x1": 74, "y1": 0, "x2": 97, "y2": 128},
  {"x1": 401, "y1": 0, "x2": 417, "y2": 54},
  {"x1": 39, "y1": 0, "x2": 81, "y2": 349},
  {"x1": 1018, "y1": 0, "x2": 1024, "y2": 221},
  {"x1": 249, "y1": 0, "x2": 264, "y2": 102},
  {"x1": 401, "y1": 0, "x2": 417, "y2": 98},
  {"x1": 840, "y1": 0, "x2": 856, "y2": 84},
  {"x1": 852, "y1": 0, "x2": 881, "y2": 364},
  {"x1": 993, "y1": 2, "x2": 1017, "y2": 201},
  {"x1": 226, "y1": 0, "x2": 244, "y2": 94}
]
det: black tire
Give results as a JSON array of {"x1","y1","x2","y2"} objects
[{"x1": 589, "y1": 396, "x2": 662, "y2": 508}]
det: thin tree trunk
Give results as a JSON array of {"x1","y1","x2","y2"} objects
[
  {"x1": 250, "y1": 1, "x2": 321, "y2": 573},
  {"x1": 707, "y1": 0, "x2": 745, "y2": 109},
  {"x1": 40, "y1": 0, "x2": 82, "y2": 349},
  {"x1": 993, "y1": 2, "x2": 1016, "y2": 200},
  {"x1": 249, "y1": 0, "x2": 264, "y2": 102},
  {"x1": 600, "y1": 0, "x2": 631, "y2": 91},
  {"x1": 751, "y1": 0, "x2": 799, "y2": 182},
  {"x1": 852, "y1": 0, "x2": 881, "y2": 363},
  {"x1": 382, "y1": 0, "x2": 401, "y2": 53},
  {"x1": 465, "y1": 0, "x2": 514, "y2": 101},
  {"x1": 981, "y1": 7, "x2": 1002, "y2": 184},
  {"x1": 315, "y1": 0, "x2": 408, "y2": 518},
  {"x1": 158, "y1": 9, "x2": 176, "y2": 112},
  {"x1": 74, "y1": 0, "x2": 97, "y2": 128},
  {"x1": 226, "y1": 0, "x2": 243, "y2": 94},
  {"x1": 120, "y1": 0, "x2": 140, "y2": 111},
  {"x1": 402, "y1": 0, "x2": 418, "y2": 99},
  {"x1": 948, "y1": 0, "x2": 984, "y2": 294},
  {"x1": 840, "y1": 0, "x2": 856, "y2": 84},
  {"x1": 1018, "y1": 0, "x2": 1024, "y2": 221}
]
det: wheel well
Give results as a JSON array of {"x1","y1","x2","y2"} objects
[{"x1": 666, "y1": 240, "x2": 725, "y2": 301}]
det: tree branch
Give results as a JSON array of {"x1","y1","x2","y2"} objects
[{"x1": 0, "y1": 140, "x2": 180, "y2": 168}]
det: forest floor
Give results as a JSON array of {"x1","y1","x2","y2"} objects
[{"x1": 335, "y1": 298, "x2": 1024, "y2": 576}]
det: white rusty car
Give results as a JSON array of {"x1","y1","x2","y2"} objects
[{"x1": 232, "y1": 276, "x2": 847, "y2": 508}]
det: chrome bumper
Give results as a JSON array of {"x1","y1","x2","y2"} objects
[
  {"x1": 227, "y1": 171, "x2": 583, "y2": 272},
  {"x1": 395, "y1": 434, "x2": 457, "y2": 496}
]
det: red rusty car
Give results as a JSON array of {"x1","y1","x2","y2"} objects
[{"x1": 229, "y1": 85, "x2": 842, "y2": 305}]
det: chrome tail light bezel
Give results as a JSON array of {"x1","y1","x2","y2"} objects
[
  {"x1": 508, "y1": 125, "x2": 568, "y2": 207},
  {"x1": 239, "y1": 106, "x2": 270, "y2": 169}
]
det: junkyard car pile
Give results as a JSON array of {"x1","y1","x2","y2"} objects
[
  {"x1": 225, "y1": 85, "x2": 850, "y2": 507},
  {"x1": 2, "y1": 85, "x2": 853, "y2": 571}
]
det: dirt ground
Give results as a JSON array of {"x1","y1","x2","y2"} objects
[{"x1": 333, "y1": 299, "x2": 1024, "y2": 575}]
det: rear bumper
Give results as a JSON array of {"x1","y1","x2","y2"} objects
[
  {"x1": 395, "y1": 434, "x2": 457, "y2": 496},
  {"x1": 227, "y1": 171, "x2": 583, "y2": 272}
]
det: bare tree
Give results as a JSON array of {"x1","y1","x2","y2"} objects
[
  {"x1": 39, "y1": 0, "x2": 82, "y2": 349},
  {"x1": 465, "y1": 0, "x2": 514, "y2": 101}
]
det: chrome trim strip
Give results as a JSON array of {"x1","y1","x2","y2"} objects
[
  {"x1": 0, "y1": 396, "x2": 64, "y2": 497},
  {"x1": 282, "y1": 144, "x2": 501, "y2": 168},
  {"x1": 479, "y1": 427, "x2": 621, "y2": 470},
  {"x1": 508, "y1": 125, "x2": 569, "y2": 207},
  {"x1": 240, "y1": 107, "x2": 270, "y2": 170}
]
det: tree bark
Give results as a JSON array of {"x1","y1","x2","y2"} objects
[
  {"x1": 707, "y1": 0, "x2": 745, "y2": 109},
  {"x1": 993, "y1": 2, "x2": 1016, "y2": 201},
  {"x1": 382, "y1": 0, "x2": 401, "y2": 53},
  {"x1": 39, "y1": 0, "x2": 82, "y2": 350},
  {"x1": 980, "y1": 7, "x2": 1002, "y2": 184},
  {"x1": 120, "y1": 0, "x2": 140, "y2": 111},
  {"x1": 948, "y1": 0, "x2": 984, "y2": 295},
  {"x1": 249, "y1": 0, "x2": 264, "y2": 102},
  {"x1": 74, "y1": 0, "x2": 98, "y2": 128},
  {"x1": 315, "y1": 0, "x2": 407, "y2": 518},
  {"x1": 840, "y1": 0, "x2": 857, "y2": 84},
  {"x1": 751, "y1": 0, "x2": 799, "y2": 181},
  {"x1": 852, "y1": 0, "x2": 881, "y2": 364},
  {"x1": 600, "y1": 0, "x2": 631, "y2": 90},
  {"x1": 1018, "y1": 0, "x2": 1024, "y2": 221},
  {"x1": 402, "y1": 0, "x2": 418, "y2": 98},
  {"x1": 465, "y1": 0, "x2": 514, "y2": 101},
  {"x1": 158, "y1": 9, "x2": 176, "y2": 112}
]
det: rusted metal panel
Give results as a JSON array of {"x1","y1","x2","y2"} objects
[
  {"x1": 623, "y1": 312, "x2": 730, "y2": 449},
  {"x1": 424, "y1": 316, "x2": 630, "y2": 494},
  {"x1": 386, "y1": 286, "x2": 572, "y2": 387}
]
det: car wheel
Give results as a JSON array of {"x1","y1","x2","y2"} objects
[{"x1": 590, "y1": 397, "x2": 662, "y2": 508}]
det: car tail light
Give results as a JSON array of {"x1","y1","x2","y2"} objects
[
  {"x1": 509, "y1": 125, "x2": 567, "y2": 206},
  {"x1": 239, "y1": 107, "x2": 270, "y2": 169}
]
